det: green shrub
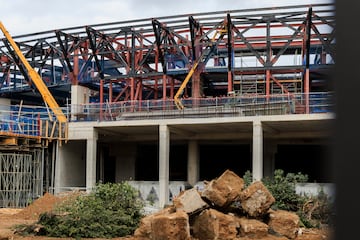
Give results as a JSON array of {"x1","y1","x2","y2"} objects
[
  {"x1": 262, "y1": 169, "x2": 308, "y2": 212},
  {"x1": 242, "y1": 169, "x2": 333, "y2": 228},
  {"x1": 37, "y1": 182, "x2": 145, "y2": 238}
]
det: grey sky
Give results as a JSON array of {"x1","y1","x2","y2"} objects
[{"x1": 0, "y1": 0, "x2": 333, "y2": 36}]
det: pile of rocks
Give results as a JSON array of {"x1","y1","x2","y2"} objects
[{"x1": 133, "y1": 169, "x2": 329, "y2": 240}]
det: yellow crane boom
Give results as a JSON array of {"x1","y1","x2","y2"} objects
[
  {"x1": 0, "y1": 21, "x2": 67, "y2": 123},
  {"x1": 174, "y1": 60, "x2": 201, "y2": 110},
  {"x1": 174, "y1": 26, "x2": 228, "y2": 110}
]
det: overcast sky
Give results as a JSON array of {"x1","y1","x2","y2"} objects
[{"x1": 0, "y1": 0, "x2": 333, "y2": 37}]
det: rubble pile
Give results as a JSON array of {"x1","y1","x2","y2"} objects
[{"x1": 134, "y1": 169, "x2": 329, "y2": 240}]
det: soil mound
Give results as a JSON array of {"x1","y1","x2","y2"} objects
[{"x1": 13, "y1": 192, "x2": 61, "y2": 220}]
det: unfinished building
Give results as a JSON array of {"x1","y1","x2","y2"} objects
[{"x1": 0, "y1": 3, "x2": 335, "y2": 208}]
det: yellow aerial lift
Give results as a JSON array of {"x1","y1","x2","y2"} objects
[
  {"x1": 0, "y1": 21, "x2": 67, "y2": 123},
  {"x1": 174, "y1": 27, "x2": 228, "y2": 110},
  {"x1": 173, "y1": 56, "x2": 202, "y2": 110}
]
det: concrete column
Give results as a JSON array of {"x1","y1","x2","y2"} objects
[
  {"x1": 263, "y1": 141, "x2": 277, "y2": 178},
  {"x1": 187, "y1": 140, "x2": 200, "y2": 186},
  {"x1": 0, "y1": 98, "x2": 10, "y2": 120},
  {"x1": 252, "y1": 120, "x2": 263, "y2": 181},
  {"x1": 86, "y1": 131, "x2": 98, "y2": 192},
  {"x1": 71, "y1": 85, "x2": 90, "y2": 121},
  {"x1": 54, "y1": 141, "x2": 61, "y2": 194},
  {"x1": 159, "y1": 124, "x2": 170, "y2": 208}
]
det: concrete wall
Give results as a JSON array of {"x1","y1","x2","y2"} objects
[
  {"x1": 128, "y1": 181, "x2": 190, "y2": 207},
  {"x1": 295, "y1": 183, "x2": 335, "y2": 202},
  {"x1": 55, "y1": 140, "x2": 86, "y2": 193},
  {"x1": 128, "y1": 181, "x2": 335, "y2": 208}
]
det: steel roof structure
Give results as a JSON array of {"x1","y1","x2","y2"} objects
[{"x1": 0, "y1": 3, "x2": 335, "y2": 106}]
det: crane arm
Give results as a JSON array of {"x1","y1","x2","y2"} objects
[
  {"x1": 0, "y1": 21, "x2": 67, "y2": 123},
  {"x1": 174, "y1": 60, "x2": 200, "y2": 110}
]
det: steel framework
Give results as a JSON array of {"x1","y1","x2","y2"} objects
[{"x1": 0, "y1": 3, "x2": 335, "y2": 113}]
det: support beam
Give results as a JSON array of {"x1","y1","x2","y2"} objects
[
  {"x1": 159, "y1": 124, "x2": 170, "y2": 208},
  {"x1": 86, "y1": 130, "x2": 98, "y2": 192},
  {"x1": 252, "y1": 120, "x2": 263, "y2": 181},
  {"x1": 54, "y1": 141, "x2": 61, "y2": 194},
  {"x1": 187, "y1": 140, "x2": 199, "y2": 186}
]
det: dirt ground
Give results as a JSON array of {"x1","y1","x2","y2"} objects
[{"x1": 0, "y1": 193, "x2": 136, "y2": 240}]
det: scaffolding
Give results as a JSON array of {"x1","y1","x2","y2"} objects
[{"x1": 0, "y1": 151, "x2": 43, "y2": 208}]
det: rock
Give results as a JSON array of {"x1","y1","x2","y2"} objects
[
  {"x1": 151, "y1": 209, "x2": 191, "y2": 240},
  {"x1": 201, "y1": 169, "x2": 245, "y2": 207},
  {"x1": 134, "y1": 207, "x2": 176, "y2": 239},
  {"x1": 239, "y1": 181, "x2": 275, "y2": 217},
  {"x1": 268, "y1": 209, "x2": 300, "y2": 239},
  {"x1": 192, "y1": 208, "x2": 238, "y2": 240},
  {"x1": 132, "y1": 169, "x2": 331, "y2": 240},
  {"x1": 295, "y1": 228, "x2": 330, "y2": 240},
  {"x1": 238, "y1": 235, "x2": 289, "y2": 240},
  {"x1": 173, "y1": 187, "x2": 209, "y2": 214},
  {"x1": 236, "y1": 217, "x2": 269, "y2": 238}
]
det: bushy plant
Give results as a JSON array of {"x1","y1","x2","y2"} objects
[
  {"x1": 299, "y1": 187, "x2": 335, "y2": 228},
  {"x1": 242, "y1": 169, "x2": 333, "y2": 228},
  {"x1": 37, "y1": 182, "x2": 145, "y2": 238},
  {"x1": 262, "y1": 169, "x2": 308, "y2": 212}
]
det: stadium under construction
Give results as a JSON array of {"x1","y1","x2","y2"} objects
[{"x1": 0, "y1": 3, "x2": 335, "y2": 208}]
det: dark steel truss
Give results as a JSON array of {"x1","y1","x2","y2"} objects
[{"x1": 0, "y1": 3, "x2": 335, "y2": 105}]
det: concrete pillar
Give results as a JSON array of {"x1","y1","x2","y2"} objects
[
  {"x1": 86, "y1": 131, "x2": 98, "y2": 192},
  {"x1": 99, "y1": 147, "x2": 104, "y2": 182},
  {"x1": 54, "y1": 141, "x2": 61, "y2": 194},
  {"x1": 71, "y1": 85, "x2": 90, "y2": 121},
  {"x1": 0, "y1": 98, "x2": 10, "y2": 120},
  {"x1": 159, "y1": 124, "x2": 170, "y2": 208},
  {"x1": 252, "y1": 120, "x2": 263, "y2": 181},
  {"x1": 263, "y1": 141, "x2": 277, "y2": 178},
  {"x1": 187, "y1": 140, "x2": 200, "y2": 186}
]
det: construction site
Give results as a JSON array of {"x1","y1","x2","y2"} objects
[{"x1": 0, "y1": 3, "x2": 335, "y2": 209}]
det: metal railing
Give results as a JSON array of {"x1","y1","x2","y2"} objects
[
  {"x1": 0, "y1": 92, "x2": 334, "y2": 138},
  {"x1": 69, "y1": 92, "x2": 334, "y2": 122},
  {"x1": 0, "y1": 105, "x2": 67, "y2": 140}
]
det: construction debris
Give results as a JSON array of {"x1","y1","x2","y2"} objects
[{"x1": 134, "y1": 169, "x2": 329, "y2": 240}]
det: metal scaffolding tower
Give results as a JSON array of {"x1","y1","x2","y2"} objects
[{"x1": 0, "y1": 150, "x2": 43, "y2": 208}]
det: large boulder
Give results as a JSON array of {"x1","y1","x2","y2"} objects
[
  {"x1": 173, "y1": 187, "x2": 209, "y2": 214},
  {"x1": 268, "y1": 209, "x2": 300, "y2": 239},
  {"x1": 239, "y1": 181, "x2": 275, "y2": 217},
  {"x1": 151, "y1": 209, "x2": 191, "y2": 240},
  {"x1": 192, "y1": 208, "x2": 238, "y2": 240},
  {"x1": 201, "y1": 169, "x2": 245, "y2": 207},
  {"x1": 236, "y1": 217, "x2": 269, "y2": 238},
  {"x1": 134, "y1": 207, "x2": 175, "y2": 239}
]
